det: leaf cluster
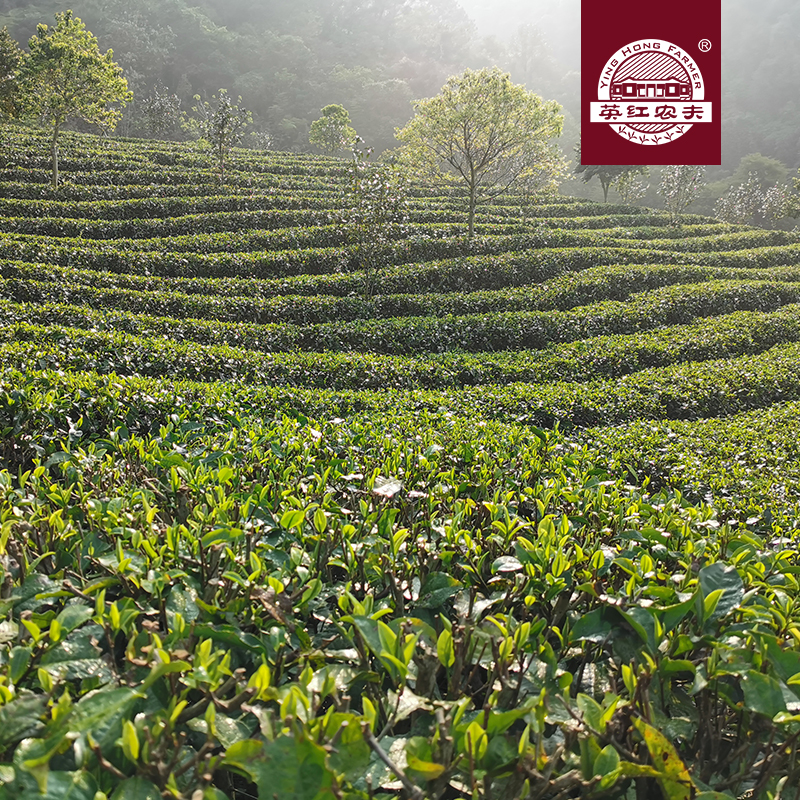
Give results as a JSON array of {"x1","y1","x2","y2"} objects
[{"x1": 20, "y1": 11, "x2": 131, "y2": 131}]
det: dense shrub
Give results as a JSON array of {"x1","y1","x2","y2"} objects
[{"x1": 2, "y1": 123, "x2": 800, "y2": 800}]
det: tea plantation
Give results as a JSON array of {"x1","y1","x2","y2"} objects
[{"x1": 3, "y1": 127, "x2": 800, "y2": 800}]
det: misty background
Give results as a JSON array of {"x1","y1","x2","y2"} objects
[{"x1": 0, "y1": 0, "x2": 795, "y2": 213}]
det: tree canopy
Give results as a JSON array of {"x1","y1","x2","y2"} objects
[
  {"x1": 19, "y1": 10, "x2": 131, "y2": 187},
  {"x1": 339, "y1": 138, "x2": 409, "y2": 299},
  {"x1": 309, "y1": 104, "x2": 357, "y2": 156},
  {"x1": 189, "y1": 89, "x2": 251, "y2": 182},
  {"x1": 396, "y1": 66, "x2": 563, "y2": 238},
  {"x1": 658, "y1": 165, "x2": 706, "y2": 225},
  {"x1": 0, "y1": 27, "x2": 23, "y2": 120}
]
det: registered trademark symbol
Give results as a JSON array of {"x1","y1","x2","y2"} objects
[{"x1": 698, "y1": 39, "x2": 712, "y2": 52}]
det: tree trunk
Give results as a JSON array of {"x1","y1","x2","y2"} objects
[
  {"x1": 468, "y1": 187, "x2": 476, "y2": 240},
  {"x1": 50, "y1": 123, "x2": 60, "y2": 190},
  {"x1": 602, "y1": 179, "x2": 610, "y2": 202}
]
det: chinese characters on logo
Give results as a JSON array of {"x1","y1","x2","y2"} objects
[{"x1": 594, "y1": 102, "x2": 709, "y2": 122}]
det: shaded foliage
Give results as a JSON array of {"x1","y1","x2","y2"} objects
[
  {"x1": 185, "y1": 89, "x2": 251, "y2": 183},
  {"x1": 309, "y1": 104, "x2": 357, "y2": 156}
]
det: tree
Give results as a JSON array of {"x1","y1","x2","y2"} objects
[
  {"x1": 573, "y1": 144, "x2": 647, "y2": 203},
  {"x1": 763, "y1": 182, "x2": 789, "y2": 223},
  {"x1": 658, "y1": 165, "x2": 706, "y2": 225},
  {"x1": 508, "y1": 23, "x2": 558, "y2": 92},
  {"x1": 309, "y1": 104, "x2": 357, "y2": 156},
  {"x1": 0, "y1": 28, "x2": 24, "y2": 121},
  {"x1": 340, "y1": 138, "x2": 409, "y2": 300},
  {"x1": 189, "y1": 90, "x2": 251, "y2": 183},
  {"x1": 614, "y1": 169, "x2": 649, "y2": 205},
  {"x1": 757, "y1": 181, "x2": 787, "y2": 225},
  {"x1": 714, "y1": 172, "x2": 765, "y2": 225},
  {"x1": 141, "y1": 82, "x2": 181, "y2": 138},
  {"x1": 19, "y1": 11, "x2": 131, "y2": 188},
  {"x1": 248, "y1": 129, "x2": 274, "y2": 151},
  {"x1": 716, "y1": 172, "x2": 789, "y2": 227},
  {"x1": 728, "y1": 153, "x2": 788, "y2": 189},
  {"x1": 512, "y1": 142, "x2": 569, "y2": 223},
  {"x1": 396, "y1": 67, "x2": 563, "y2": 239}
]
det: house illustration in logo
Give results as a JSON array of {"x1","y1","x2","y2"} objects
[{"x1": 610, "y1": 76, "x2": 692, "y2": 100}]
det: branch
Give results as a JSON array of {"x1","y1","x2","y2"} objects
[
  {"x1": 362, "y1": 722, "x2": 424, "y2": 800},
  {"x1": 91, "y1": 743, "x2": 127, "y2": 780}
]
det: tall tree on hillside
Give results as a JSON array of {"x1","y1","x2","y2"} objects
[
  {"x1": 715, "y1": 171, "x2": 788, "y2": 228},
  {"x1": 340, "y1": 138, "x2": 409, "y2": 300},
  {"x1": 614, "y1": 169, "x2": 649, "y2": 205},
  {"x1": 714, "y1": 172, "x2": 765, "y2": 225},
  {"x1": 396, "y1": 67, "x2": 563, "y2": 239},
  {"x1": 508, "y1": 23, "x2": 558, "y2": 94},
  {"x1": 141, "y1": 82, "x2": 181, "y2": 138},
  {"x1": 762, "y1": 182, "x2": 789, "y2": 224},
  {"x1": 20, "y1": 11, "x2": 131, "y2": 188},
  {"x1": 727, "y1": 153, "x2": 788, "y2": 189},
  {"x1": 0, "y1": 27, "x2": 24, "y2": 120},
  {"x1": 512, "y1": 141, "x2": 569, "y2": 223},
  {"x1": 309, "y1": 104, "x2": 357, "y2": 156}
]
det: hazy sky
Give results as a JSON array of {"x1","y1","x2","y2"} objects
[{"x1": 459, "y1": 0, "x2": 580, "y2": 69}]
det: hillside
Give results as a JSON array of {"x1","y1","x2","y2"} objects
[{"x1": 2, "y1": 128, "x2": 800, "y2": 799}]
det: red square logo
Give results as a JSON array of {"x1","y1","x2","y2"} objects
[{"x1": 581, "y1": 0, "x2": 721, "y2": 165}]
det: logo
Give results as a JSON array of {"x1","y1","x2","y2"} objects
[
  {"x1": 580, "y1": 0, "x2": 721, "y2": 166},
  {"x1": 590, "y1": 39, "x2": 712, "y2": 147}
]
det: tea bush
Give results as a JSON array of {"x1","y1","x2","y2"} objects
[{"x1": 1, "y1": 123, "x2": 800, "y2": 800}]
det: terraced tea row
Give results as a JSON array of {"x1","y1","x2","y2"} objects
[
  {"x1": 0, "y1": 210, "x2": 721, "y2": 239},
  {"x1": 4, "y1": 278, "x2": 798, "y2": 353},
  {"x1": 4, "y1": 335, "x2": 800, "y2": 442},
  {"x1": 3, "y1": 237, "x2": 799, "y2": 289},
  {"x1": 11, "y1": 259, "x2": 798, "y2": 317},
  {"x1": 9, "y1": 362, "x2": 795, "y2": 798},
  {"x1": 4, "y1": 303, "x2": 800, "y2": 391},
  {"x1": 591, "y1": 401, "x2": 800, "y2": 528},
  {"x1": 0, "y1": 193, "x2": 684, "y2": 220}
]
